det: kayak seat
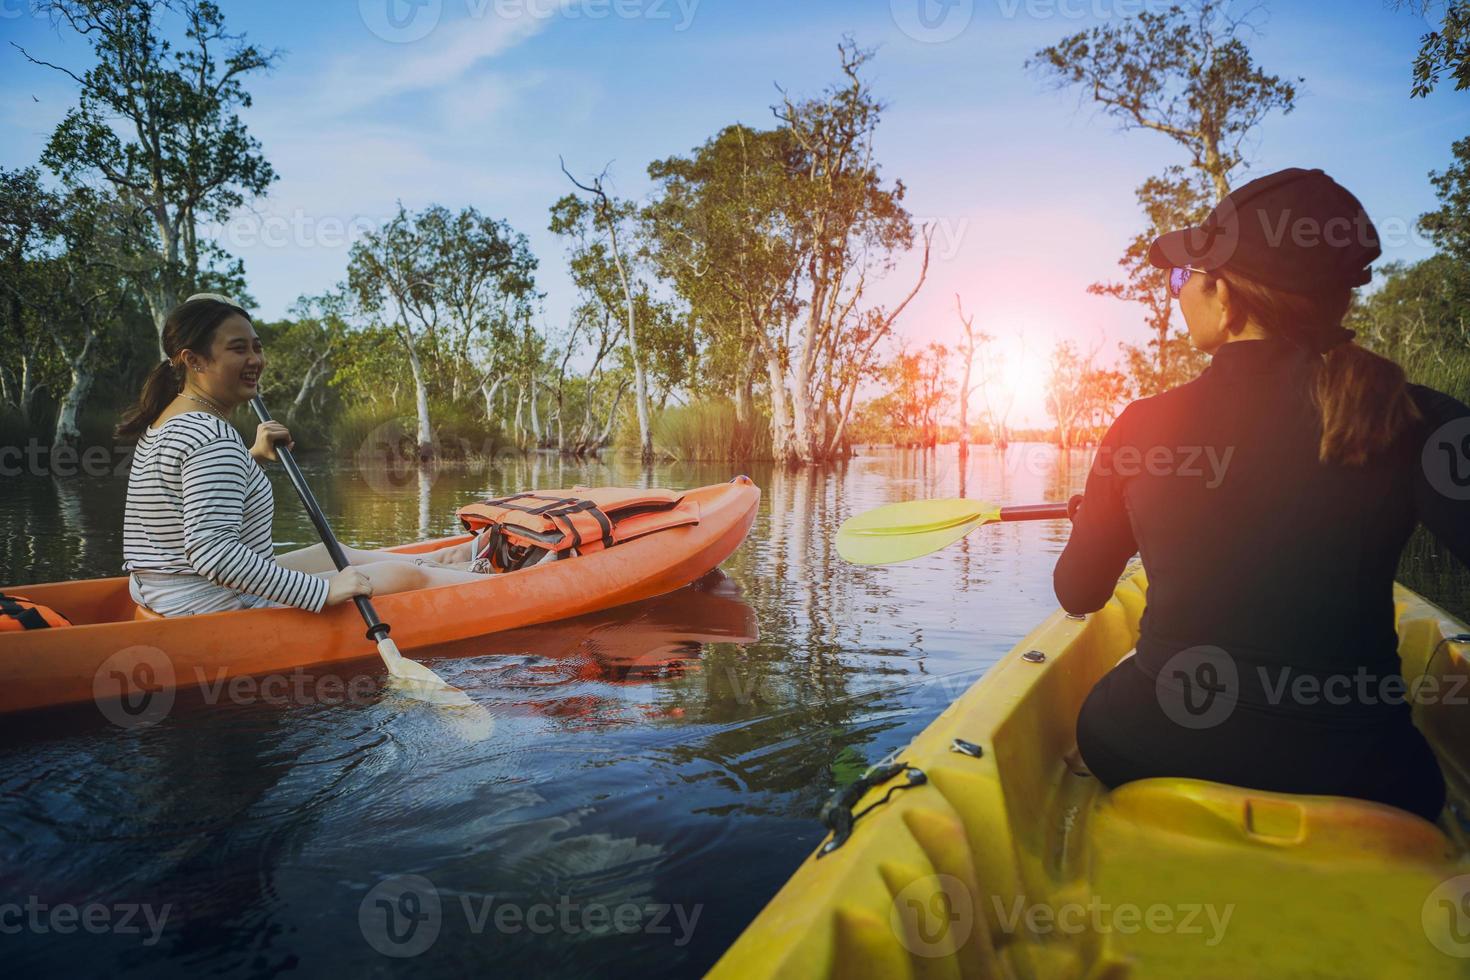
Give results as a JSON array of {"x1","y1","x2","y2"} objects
[
  {"x1": 1097, "y1": 777, "x2": 1452, "y2": 863},
  {"x1": 132, "y1": 603, "x2": 164, "y2": 621}
]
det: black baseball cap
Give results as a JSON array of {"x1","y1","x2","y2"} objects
[{"x1": 1147, "y1": 168, "x2": 1380, "y2": 293}]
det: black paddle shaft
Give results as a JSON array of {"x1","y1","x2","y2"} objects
[{"x1": 250, "y1": 396, "x2": 389, "y2": 642}]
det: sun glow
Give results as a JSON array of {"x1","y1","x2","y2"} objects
[{"x1": 956, "y1": 337, "x2": 1049, "y2": 430}]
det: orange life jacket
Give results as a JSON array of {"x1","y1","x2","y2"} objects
[
  {"x1": 0, "y1": 592, "x2": 72, "y2": 631},
  {"x1": 456, "y1": 486, "x2": 701, "y2": 573}
]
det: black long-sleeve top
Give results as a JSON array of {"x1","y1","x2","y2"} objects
[{"x1": 1054, "y1": 339, "x2": 1469, "y2": 714}]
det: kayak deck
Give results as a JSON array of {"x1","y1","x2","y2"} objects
[
  {"x1": 0, "y1": 478, "x2": 759, "y2": 716},
  {"x1": 712, "y1": 570, "x2": 1470, "y2": 978}
]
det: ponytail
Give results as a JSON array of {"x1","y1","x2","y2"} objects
[
  {"x1": 1215, "y1": 269, "x2": 1420, "y2": 466},
  {"x1": 115, "y1": 296, "x2": 251, "y2": 442},
  {"x1": 116, "y1": 359, "x2": 185, "y2": 441},
  {"x1": 1315, "y1": 342, "x2": 1421, "y2": 467}
]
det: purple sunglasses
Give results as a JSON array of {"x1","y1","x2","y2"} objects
[{"x1": 1169, "y1": 266, "x2": 1210, "y2": 298}]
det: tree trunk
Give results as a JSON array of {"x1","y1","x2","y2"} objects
[
  {"x1": 788, "y1": 382, "x2": 817, "y2": 465},
  {"x1": 291, "y1": 350, "x2": 330, "y2": 418},
  {"x1": 734, "y1": 363, "x2": 753, "y2": 426},
  {"x1": 19, "y1": 351, "x2": 40, "y2": 423},
  {"x1": 480, "y1": 377, "x2": 504, "y2": 423},
  {"x1": 512, "y1": 385, "x2": 524, "y2": 447},
  {"x1": 143, "y1": 283, "x2": 178, "y2": 359},
  {"x1": 52, "y1": 332, "x2": 99, "y2": 455},
  {"x1": 764, "y1": 351, "x2": 796, "y2": 464},
  {"x1": 403, "y1": 337, "x2": 434, "y2": 460},
  {"x1": 606, "y1": 225, "x2": 653, "y2": 462},
  {"x1": 528, "y1": 379, "x2": 542, "y2": 445},
  {"x1": 958, "y1": 357, "x2": 972, "y2": 461},
  {"x1": 595, "y1": 383, "x2": 627, "y2": 449}
]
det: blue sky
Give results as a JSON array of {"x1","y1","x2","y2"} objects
[{"x1": 2, "y1": 0, "x2": 1466, "y2": 422}]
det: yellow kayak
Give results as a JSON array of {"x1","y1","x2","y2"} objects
[{"x1": 712, "y1": 570, "x2": 1470, "y2": 978}]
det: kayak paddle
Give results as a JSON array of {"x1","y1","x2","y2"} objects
[
  {"x1": 836, "y1": 499, "x2": 1071, "y2": 565},
  {"x1": 250, "y1": 396, "x2": 472, "y2": 705}
]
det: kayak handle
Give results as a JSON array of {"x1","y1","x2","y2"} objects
[{"x1": 250, "y1": 396, "x2": 389, "y2": 643}]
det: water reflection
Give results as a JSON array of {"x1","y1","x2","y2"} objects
[{"x1": 0, "y1": 445, "x2": 1092, "y2": 978}]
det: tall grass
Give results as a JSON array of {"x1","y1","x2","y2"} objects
[
  {"x1": 328, "y1": 401, "x2": 504, "y2": 461},
  {"x1": 647, "y1": 400, "x2": 774, "y2": 460},
  {"x1": 1377, "y1": 339, "x2": 1470, "y2": 621}
]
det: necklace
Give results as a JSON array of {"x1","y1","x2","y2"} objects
[{"x1": 181, "y1": 391, "x2": 229, "y2": 419}]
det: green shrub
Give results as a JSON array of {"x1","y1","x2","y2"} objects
[{"x1": 0, "y1": 404, "x2": 31, "y2": 452}]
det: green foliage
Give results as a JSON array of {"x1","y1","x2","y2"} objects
[
  {"x1": 645, "y1": 40, "x2": 927, "y2": 463},
  {"x1": 1421, "y1": 136, "x2": 1470, "y2": 265},
  {"x1": 346, "y1": 202, "x2": 538, "y2": 454},
  {"x1": 1396, "y1": 0, "x2": 1470, "y2": 97},
  {"x1": 1092, "y1": 167, "x2": 1213, "y2": 398},
  {"x1": 1045, "y1": 342, "x2": 1128, "y2": 448},
  {"x1": 644, "y1": 399, "x2": 774, "y2": 461},
  {"x1": 1028, "y1": 0, "x2": 1299, "y2": 198},
  {"x1": 1348, "y1": 137, "x2": 1470, "y2": 406},
  {"x1": 22, "y1": 0, "x2": 277, "y2": 312},
  {"x1": 863, "y1": 343, "x2": 951, "y2": 446},
  {"x1": 645, "y1": 122, "x2": 801, "y2": 404}
]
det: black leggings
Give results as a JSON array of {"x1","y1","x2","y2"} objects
[{"x1": 1076, "y1": 658, "x2": 1447, "y2": 822}]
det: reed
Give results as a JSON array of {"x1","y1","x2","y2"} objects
[{"x1": 648, "y1": 400, "x2": 774, "y2": 461}]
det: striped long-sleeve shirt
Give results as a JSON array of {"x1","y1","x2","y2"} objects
[{"x1": 123, "y1": 412, "x2": 330, "y2": 613}]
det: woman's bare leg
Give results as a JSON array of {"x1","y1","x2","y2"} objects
[
  {"x1": 277, "y1": 539, "x2": 475, "y2": 574},
  {"x1": 350, "y1": 560, "x2": 484, "y2": 596}
]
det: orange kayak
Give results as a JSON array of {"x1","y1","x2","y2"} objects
[{"x1": 0, "y1": 477, "x2": 759, "y2": 716}]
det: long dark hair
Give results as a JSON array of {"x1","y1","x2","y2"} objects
[
  {"x1": 1216, "y1": 269, "x2": 1420, "y2": 466},
  {"x1": 116, "y1": 297, "x2": 252, "y2": 441}
]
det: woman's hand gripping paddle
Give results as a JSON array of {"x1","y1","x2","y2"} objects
[{"x1": 250, "y1": 396, "x2": 476, "y2": 708}]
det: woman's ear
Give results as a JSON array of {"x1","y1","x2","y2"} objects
[{"x1": 1213, "y1": 276, "x2": 1244, "y2": 335}]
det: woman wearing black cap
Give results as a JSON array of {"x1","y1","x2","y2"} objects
[{"x1": 1055, "y1": 168, "x2": 1470, "y2": 821}]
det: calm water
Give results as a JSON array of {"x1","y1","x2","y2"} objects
[{"x1": 2, "y1": 443, "x2": 1462, "y2": 977}]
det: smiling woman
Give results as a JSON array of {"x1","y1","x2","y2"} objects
[{"x1": 115, "y1": 294, "x2": 484, "y2": 619}]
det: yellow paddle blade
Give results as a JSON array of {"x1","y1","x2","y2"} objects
[
  {"x1": 378, "y1": 638, "x2": 496, "y2": 741},
  {"x1": 836, "y1": 498, "x2": 1001, "y2": 565}
]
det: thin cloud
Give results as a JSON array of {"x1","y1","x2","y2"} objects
[{"x1": 309, "y1": 9, "x2": 551, "y2": 118}]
